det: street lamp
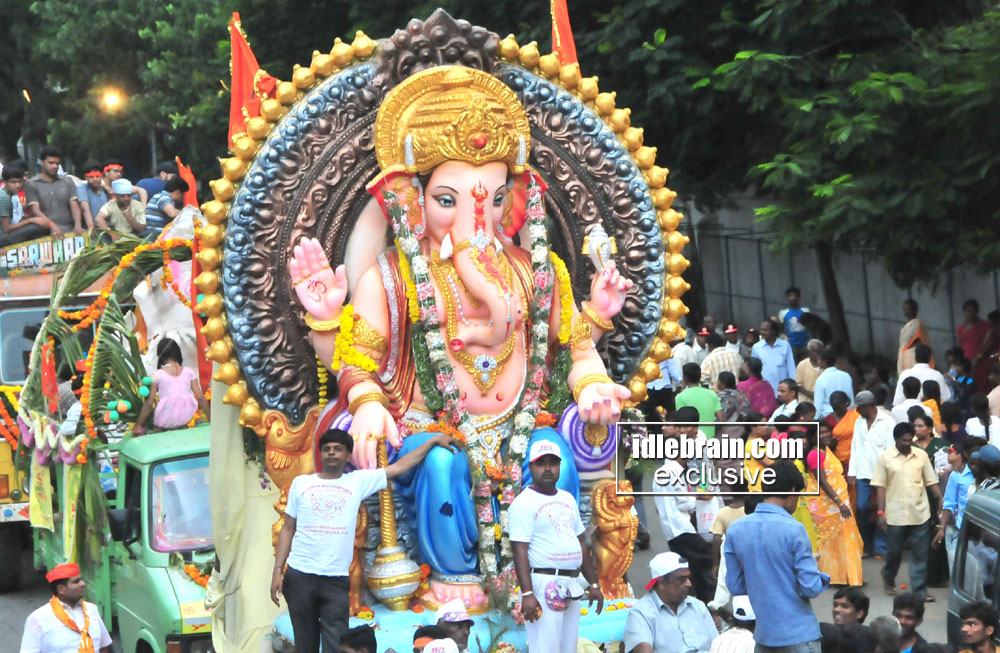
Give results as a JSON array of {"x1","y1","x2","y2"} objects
[{"x1": 101, "y1": 88, "x2": 123, "y2": 113}]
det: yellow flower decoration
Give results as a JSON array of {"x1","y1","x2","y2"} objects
[
  {"x1": 550, "y1": 252, "x2": 573, "y2": 345},
  {"x1": 396, "y1": 240, "x2": 421, "y2": 323},
  {"x1": 331, "y1": 305, "x2": 378, "y2": 372}
]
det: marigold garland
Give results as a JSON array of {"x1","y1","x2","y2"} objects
[
  {"x1": 184, "y1": 564, "x2": 211, "y2": 587},
  {"x1": 331, "y1": 305, "x2": 378, "y2": 372},
  {"x1": 0, "y1": 390, "x2": 19, "y2": 448},
  {"x1": 316, "y1": 356, "x2": 329, "y2": 408},
  {"x1": 160, "y1": 247, "x2": 192, "y2": 307},
  {"x1": 58, "y1": 239, "x2": 193, "y2": 333},
  {"x1": 550, "y1": 251, "x2": 572, "y2": 345},
  {"x1": 426, "y1": 420, "x2": 466, "y2": 446}
]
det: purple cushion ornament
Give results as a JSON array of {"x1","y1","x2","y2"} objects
[{"x1": 557, "y1": 403, "x2": 617, "y2": 471}]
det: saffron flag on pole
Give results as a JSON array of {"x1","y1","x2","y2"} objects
[
  {"x1": 175, "y1": 157, "x2": 198, "y2": 207},
  {"x1": 228, "y1": 12, "x2": 260, "y2": 149},
  {"x1": 551, "y1": 0, "x2": 579, "y2": 66}
]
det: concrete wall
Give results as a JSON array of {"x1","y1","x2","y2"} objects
[{"x1": 682, "y1": 196, "x2": 1000, "y2": 360}]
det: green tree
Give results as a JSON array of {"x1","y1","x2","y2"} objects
[{"x1": 696, "y1": 0, "x2": 997, "y2": 349}]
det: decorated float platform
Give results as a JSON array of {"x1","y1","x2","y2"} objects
[{"x1": 273, "y1": 598, "x2": 636, "y2": 652}]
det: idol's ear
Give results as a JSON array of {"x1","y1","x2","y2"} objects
[
  {"x1": 366, "y1": 165, "x2": 427, "y2": 238},
  {"x1": 499, "y1": 167, "x2": 547, "y2": 238}
]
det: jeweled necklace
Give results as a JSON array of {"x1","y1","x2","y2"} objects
[{"x1": 429, "y1": 250, "x2": 517, "y2": 393}]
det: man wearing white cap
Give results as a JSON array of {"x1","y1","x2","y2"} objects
[
  {"x1": 94, "y1": 179, "x2": 147, "y2": 237},
  {"x1": 435, "y1": 599, "x2": 474, "y2": 652},
  {"x1": 623, "y1": 551, "x2": 718, "y2": 653},
  {"x1": 422, "y1": 639, "x2": 459, "y2": 653},
  {"x1": 709, "y1": 595, "x2": 756, "y2": 653},
  {"x1": 510, "y1": 440, "x2": 604, "y2": 653}
]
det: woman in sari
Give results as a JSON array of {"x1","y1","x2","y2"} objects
[
  {"x1": 737, "y1": 357, "x2": 778, "y2": 417},
  {"x1": 743, "y1": 412, "x2": 772, "y2": 492},
  {"x1": 786, "y1": 425, "x2": 819, "y2": 553},
  {"x1": 898, "y1": 299, "x2": 932, "y2": 374},
  {"x1": 912, "y1": 412, "x2": 951, "y2": 586},
  {"x1": 807, "y1": 421, "x2": 863, "y2": 585}
]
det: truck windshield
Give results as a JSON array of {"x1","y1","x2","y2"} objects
[{"x1": 150, "y1": 455, "x2": 213, "y2": 552}]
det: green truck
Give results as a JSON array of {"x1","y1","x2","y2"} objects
[
  {"x1": 947, "y1": 488, "x2": 1000, "y2": 645},
  {"x1": 33, "y1": 424, "x2": 214, "y2": 653}
]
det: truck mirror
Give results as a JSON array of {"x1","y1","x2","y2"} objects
[{"x1": 108, "y1": 508, "x2": 127, "y2": 542}]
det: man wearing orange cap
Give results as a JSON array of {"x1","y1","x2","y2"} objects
[{"x1": 20, "y1": 563, "x2": 112, "y2": 653}]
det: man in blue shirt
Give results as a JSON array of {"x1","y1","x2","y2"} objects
[
  {"x1": 136, "y1": 161, "x2": 178, "y2": 198},
  {"x1": 813, "y1": 348, "x2": 856, "y2": 418},
  {"x1": 725, "y1": 461, "x2": 829, "y2": 652},
  {"x1": 934, "y1": 438, "x2": 987, "y2": 568},
  {"x1": 778, "y1": 286, "x2": 810, "y2": 361},
  {"x1": 623, "y1": 551, "x2": 718, "y2": 653},
  {"x1": 144, "y1": 176, "x2": 189, "y2": 233},
  {"x1": 76, "y1": 161, "x2": 110, "y2": 229},
  {"x1": 751, "y1": 319, "x2": 796, "y2": 397}
]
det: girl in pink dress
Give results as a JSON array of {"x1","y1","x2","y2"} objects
[{"x1": 133, "y1": 338, "x2": 209, "y2": 434}]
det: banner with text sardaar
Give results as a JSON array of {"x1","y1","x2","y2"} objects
[{"x1": 0, "y1": 233, "x2": 89, "y2": 276}]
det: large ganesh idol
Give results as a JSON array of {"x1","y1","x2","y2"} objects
[
  {"x1": 199, "y1": 10, "x2": 690, "y2": 625},
  {"x1": 290, "y1": 64, "x2": 632, "y2": 607}
]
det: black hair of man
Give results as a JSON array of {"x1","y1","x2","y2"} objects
[
  {"x1": 718, "y1": 371, "x2": 737, "y2": 390},
  {"x1": 49, "y1": 578, "x2": 70, "y2": 596},
  {"x1": 818, "y1": 621, "x2": 842, "y2": 653},
  {"x1": 413, "y1": 624, "x2": 449, "y2": 642},
  {"x1": 893, "y1": 421, "x2": 915, "y2": 439},
  {"x1": 156, "y1": 337, "x2": 183, "y2": 367},
  {"x1": 833, "y1": 586, "x2": 870, "y2": 623},
  {"x1": 794, "y1": 402, "x2": 816, "y2": 419},
  {"x1": 103, "y1": 156, "x2": 123, "y2": 168},
  {"x1": 155, "y1": 161, "x2": 179, "y2": 175},
  {"x1": 707, "y1": 333, "x2": 725, "y2": 350},
  {"x1": 39, "y1": 145, "x2": 61, "y2": 161},
  {"x1": 964, "y1": 299, "x2": 980, "y2": 313},
  {"x1": 840, "y1": 623, "x2": 877, "y2": 653},
  {"x1": 340, "y1": 625, "x2": 377, "y2": 652},
  {"x1": 821, "y1": 347, "x2": 838, "y2": 367},
  {"x1": 959, "y1": 601, "x2": 999, "y2": 632},
  {"x1": 904, "y1": 299, "x2": 918, "y2": 315},
  {"x1": 913, "y1": 344, "x2": 932, "y2": 364},
  {"x1": 82, "y1": 160, "x2": 102, "y2": 175},
  {"x1": 747, "y1": 357, "x2": 763, "y2": 379},
  {"x1": 786, "y1": 286, "x2": 800, "y2": 296},
  {"x1": 318, "y1": 428, "x2": 354, "y2": 453},
  {"x1": 901, "y1": 376, "x2": 921, "y2": 399},
  {"x1": 164, "y1": 176, "x2": 190, "y2": 194},
  {"x1": 779, "y1": 378, "x2": 798, "y2": 393},
  {"x1": 829, "y1": 391, "x2": 850, "y2": 411},
  {"x1": 940, "y1": 401, "x2": 961, "y2": 429},
  {"x1": 682, "y1": 363, "x2": 701, "y2": 384},
  {"x1": 961, "y1": 436, "x2": 987, "y2": 460},
  {"x1": 892, "y1": 591, "x2": 924, "y2": 620},
  {"x1": 673, "y1": 405, "x2": 700, "y2": 424},
  {"x1": 1, "y1": 164, "x2": 25, "y2": 181},
  {"x1": 765, "y1": 460, "x2": 805, "y2": 496}
]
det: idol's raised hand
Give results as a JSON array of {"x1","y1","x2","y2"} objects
[
  {"x1": 588, "y1": 260, "x2": 632, "y2": 322},
  {"x1": 289, "y1": 237, "x2": 347, "y2": 321}
]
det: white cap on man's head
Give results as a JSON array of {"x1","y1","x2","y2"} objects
[
  {"x1": 435, "y1": 598, "x2": 472, "y2": 624},
  {"x1": 424, "y1": 639, "x2": 459, "y2": 653},
  {"x1": 732, "y1": 595, "x2": 756, "y2": 621},
  {"x1": 111, "y1": 179, "x2": 132, "y2": 195},
  {"x1": 528, "y1": 440, "x2": 562, "y2": 463},
  {"x1": 645, "y1": 551, "x2": 688, "y2": 590}
]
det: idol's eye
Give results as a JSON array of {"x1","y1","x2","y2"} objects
[
  {"x1": 493, "y1": 193, "x2": 506, "y2": 207},
  {"x1": 434, "y1": 194, "x2": 455, "y2": 208}
]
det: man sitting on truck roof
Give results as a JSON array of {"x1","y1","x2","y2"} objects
[{"x1": 19, "y1": 562, "x2": 112, "y2": 653}]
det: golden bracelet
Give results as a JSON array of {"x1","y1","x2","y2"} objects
[
  {"x1": 348, "y1": 391, "x2": 390, "y2": 415},
  {"x1": 572, "y1": 373, "x2": 613, "y2": 403},
  {"x1": 582, "y1": 302, "x2": 614, "y2": 331},
  {"x1": 305, "y1": 313, "x2": 341, "y2": 332}
]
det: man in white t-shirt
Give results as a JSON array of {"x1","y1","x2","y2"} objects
[
  {"x1": 270, "y1": 427, "x2": 458, "y2": 653},
  {"x1": 510, "y1": 440, "x2": 604, "y2": 653},
  {"x1": 20, "y1": 563, "x2": 113, "y2": 653}
]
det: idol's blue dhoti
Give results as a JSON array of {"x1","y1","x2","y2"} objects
[{"x1": 393, "y1": 426, "x2": 579, "y2": 577}]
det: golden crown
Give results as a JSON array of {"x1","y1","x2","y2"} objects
[{"x1": 374, "y1": 66, "x2": 531, "y2": 175}]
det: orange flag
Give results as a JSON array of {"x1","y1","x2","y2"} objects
[
  {"x1": 229, "y1": 12, "x2": 260, "y2": 149},
  {"x1": 175, "y1": 157, "x2": 198, "y2": 207},
  {"x1": 551, "y1": 0, "x2": 578, "y2": 66}
]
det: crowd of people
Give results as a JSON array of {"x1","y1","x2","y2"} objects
[
  {"x1": 0, "y1": 148, "x2": 189, "y2": 246},
  {"x1": 622, "y1": 287, "x2": 1000, "y2": 652}
]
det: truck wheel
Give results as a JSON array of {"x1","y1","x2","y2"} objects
[{"x1": 0, "y1": 523, "x2": 23, "y2": 592}]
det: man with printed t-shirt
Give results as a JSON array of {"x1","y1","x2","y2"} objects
[
  {"x1": 270, "y1": 427, "x2": 459, "y2": 653},
  {"x1": 510, "y1": 440, "x2": 604, "y2": 653}
]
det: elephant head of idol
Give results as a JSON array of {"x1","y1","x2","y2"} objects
[{"x1": 367, "y1": 66, "x2": 540, "y2": 349}]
